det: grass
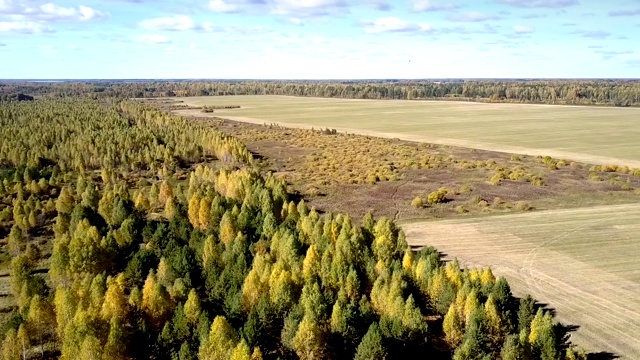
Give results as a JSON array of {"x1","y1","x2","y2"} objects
[
  {"x1": 403, "y1": 203, "x2": 640, "y2": 359},
  {"x1": 177, "y1": 95, "x2": 640, "y2": 168}
]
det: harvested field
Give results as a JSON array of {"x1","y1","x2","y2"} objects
[
  {"x1": 403, "y1": 203, "x2": 640, "y2": 359},
  {"x1": 175, "y1": 95, "x2": 640, "y2": 168}
]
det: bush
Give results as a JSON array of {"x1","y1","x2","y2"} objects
[
  {"x1": 588, "y1": 172, "x2": 602, "y2": 181},
  {"x1": 515, "y1": 201, "x2": 532, "y2": 211},
  {"x1": 455, "y1": 205, "x2": 466, "y2": 214},
  {"x1": 411, "y1": 197, "x2": 424, "y2": 208},
  {"x1": 459, "y1": 185, "x2": 472, "y2": 193},
  {"x1": 531, "y1": 176, "x2": 545, "y2": 187},
  {"x1": 427, "y1": 189, "x2": 447, "y2": 204}
]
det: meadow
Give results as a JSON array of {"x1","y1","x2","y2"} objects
[
  {"x1": 403, "y1": 203, "x2": 640, "y2": 359},
  {"x1": 178, "y1": 95, "x2": 640, "y2": 168}
]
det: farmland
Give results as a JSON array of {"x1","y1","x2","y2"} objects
[
  {"x1": 404, "y1": 203, "x2": 640, "y2": 358},
  {"x1": 177, "y1": 95, "x2": 640, "y2": 168}
]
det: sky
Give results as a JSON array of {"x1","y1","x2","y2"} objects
[{"x1": 0, "y1": 0, "x2": 639, "y2": 79}]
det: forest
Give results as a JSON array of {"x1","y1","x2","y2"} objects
[
  {"x1": 0, "y1": 86, "x2": 590, "y2": 359},
  {"x1": 1, "y1": 79, "x2": 640, "y2": 106}
]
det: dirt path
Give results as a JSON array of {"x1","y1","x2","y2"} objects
[
  {"x1": 175, "y1": 110, "x2": 640, "y2": 169},
  {"x1": 402, "y1": 203, "x2": 640, "y2": 359}
]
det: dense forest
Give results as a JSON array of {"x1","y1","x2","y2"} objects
[
  {"x1": 0, "y1": 93, "x2": 589, "y2": 359},
  {"x1": 2, "y1": 79, "x2": 640, "y2": 106}
]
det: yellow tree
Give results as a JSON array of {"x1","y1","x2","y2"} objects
[
  {"x1": 292, "y1": 314, "x2": 326, "y2": 360},
  {"x1": 443, "y1": 304, "x2": 464, "y2": 348},
  {"x1": 219, "y1": 212, "x2": 238, "y2": 246},
  {"x1": 184, "y1": 289, "x2": 202, "y2": 325},
  {"x1": 56, "y1": 186, "x2": 75, "y2": 214},
  {"x1": 134, "y1": 191, "x2": 150, "y2": 211},
  {"x1": 199, "y1": 197, "x2": 212, "y2": 230},
  {"x1": 142, "y1": 271, "x2": 173, "y2": 328},
  {"x1": 230, "y1": 340, "x2": 251, "y2": 360},
  {"x1": 165, "y1": 196, "x2": 177, "y2": 220},
  {"x1": 101, "y1": 274, "x2": 128, "y2": 321},
  {"x1": 1, "y1": 328, "x2": 20, "y2": 360},
  {"x1": 485, "y1": 294, "x2": 504, "y2": 344},
  {"x1": 199, "y1": 316, "x2": 239, "y2": 360},
  {"x1": 188, "y1": 193, "x2": 202, "y2": 228},
  {"x1": 54, "y1": 286, "x2": 76, "y2": 339},
  {"x1": 78, "y1": 335, "x2": 102, "y2": 360},
  {"x1": 26, "y1": 294, "x2": 55, "y2": 357},
  {"x1": 159, "y1": 180, "x2": 174, "y2": 205},
  {"x1": 302, "y1": 244, "x2": 320, "y2": 281}
]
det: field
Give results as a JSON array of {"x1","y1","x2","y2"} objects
[
  {"x1": 404, "y1": 203, "x2": 640, "y2": 359},
  {"x1": 166, "y1": 96, "x2": 640, "y2": 359},
  {"x1": 172, "y1": 95, "x2": 640, "y2": 358},
  {"x1": 177, "y1": 95, "x2": 640, "y2": 168}
]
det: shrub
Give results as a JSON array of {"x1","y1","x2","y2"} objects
[
  {"x1": 459, "y1": 185, "x2": 472, "y2": 193},
  {"x1": 531, "y1": 176, "x2": 545, "y2": 187},
  {"x1": 588, "y1": 172, "x2": 602, "y2": 181},
  {"x1": 411, "y1": 197, "x2": 424, "y2": 208},
  {"x1": 510, "y1": 154, "x2": 521, "y2": 161},
  {"x1": 427, "y1": 189, "x2": 447, "y2": 204},
  {"x1": 489, "y1": 172, "x2": 505, "y2": 185},
  {"x1": 515, "y1": 201, "x2": 532, "y2": 211},
  {"x1": 455, "y1": 205, "x2": 466, "y2": 214},
  {"x1": 509, "y1": 171, "x2": 524, "y2": 181}
]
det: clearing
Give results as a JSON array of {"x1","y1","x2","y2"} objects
[
  {"x1": 404, "y1": 203, "x2": 640, "y2": 359},
  {"x1": 175, "y1": 95, "x2": 640, "y2": 168}
]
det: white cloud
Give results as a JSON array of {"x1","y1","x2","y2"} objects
[
  {"x1": 0, "y1": 21, "x2": 49, "y2": 33},
  {"x1": 139, "y1": 15, "x2": 196, "y2": 31},
  {"x1": 208, "y1": 0, "x2": 238, "y2": 13},
  {"x1": 287, "y1": 17, "x2": 304, "y2": 25},
  {"x1": 513, "y1": 25, "x2": 534, "y2": 33},
  {"x1": 412, "y1": 0, "x2": 457, "y2": 12},
  {"x1": 136, "y1": 34, "x2": 172, "y2": 44},
  {"x1": 270, "y1": 0, "x2": 346, "y2": 16},
  {"x1": 449, "y1": 11, "x2": 500, "y2": 22},
  {"x1": 609, "y1": 8, "x2": 640, "y2": 17},
  {"x1": 503, "y1": 0, "x2": 578, "y2": 7},
  {"x1": 0, "y1": 0, "x2": 14, "y2": 12},
  {"x1": 0, "y1": 2, "x2": 105, "y2": 22},
  {"x1": 32, "y1": 3, "x2": 105, "y2": 21},
  {"x1": 363, "y1": 17, "x2": 433, "y2": 33}
]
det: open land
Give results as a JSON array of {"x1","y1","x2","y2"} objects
[
  {"x1": 404, "y1": 204, "x2": 640, "y2": 359},
  {"x1": 176, "y1": 95, "x2": 640, "y2": 169}
]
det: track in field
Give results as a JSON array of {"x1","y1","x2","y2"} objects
[{"x1": 403, "y1": 203, "x2": 640, "y2": 359}]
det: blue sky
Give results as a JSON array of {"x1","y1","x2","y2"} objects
[{"x1": 1, "y1": 0, "x2": 639, "y2": 79}]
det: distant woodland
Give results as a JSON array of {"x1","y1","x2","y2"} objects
[
  {"x1": 0, "y1": 84, "x2": 595, "y2": 359},
  {"x1": 2, "y1": 79, "x2": 640, "y2": 106}
]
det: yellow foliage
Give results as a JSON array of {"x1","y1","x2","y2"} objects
[
  {"x1": 188, "y1": 193, "x2": 202, "y2": 228},
  {"x1": 480, "y1": 268, "x2": 496, "y2": 286},
  {"x1": 443, "y1": 304, "x2": 464, "y2": 348},
  {"x1": 402, "y1": 249, "x2": 414, "y2": 273}
]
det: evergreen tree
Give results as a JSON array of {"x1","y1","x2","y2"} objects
[{"x1": 354, "y1": 323, "x2": 387, "y2": 360}]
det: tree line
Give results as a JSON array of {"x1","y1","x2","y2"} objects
[{"x1": 2, "y1": 79, "x2": 640, "y2": 106}]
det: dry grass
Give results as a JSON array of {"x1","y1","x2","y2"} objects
[{"x1": 403, "y1": 203, "x2": 640, "y2": 359}]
